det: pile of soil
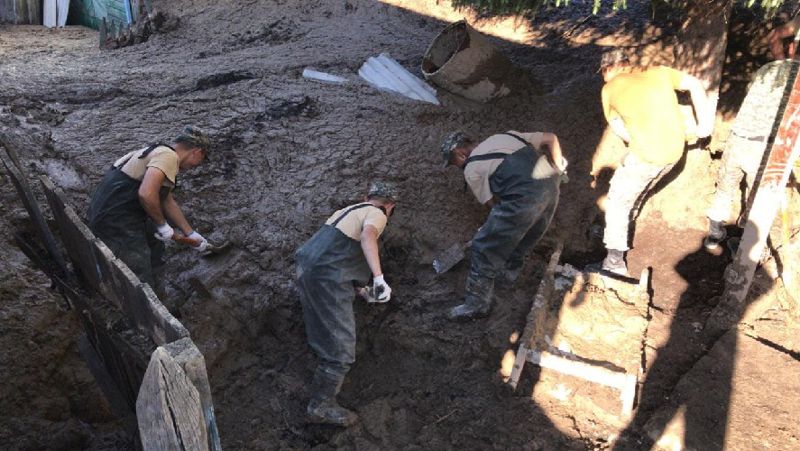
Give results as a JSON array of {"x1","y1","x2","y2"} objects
[{"x1": 1, "y1": 1, "x2": 798, "y2": 449}]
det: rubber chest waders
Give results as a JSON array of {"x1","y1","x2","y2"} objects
[
  {"x1": 295, "y1": 203, "x2": 387, "y2": 375},
  {"x1": 87, "y1": 144, "x2": 175, "y2": 286}
]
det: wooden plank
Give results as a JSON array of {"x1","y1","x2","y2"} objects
[
  {"x1": 164, "y1": 338, "x2": 222, "y2": 451},
  {"x1": 41, "y1": 175, "x2": 188, "y2": 345},
  {"x1": 0, "y1": 144, "x2": 69, "y2": 281},
  {"x1": 26, "y1": 0, "x2": 40, "y2": 24},
  {"x1": 106, "y1": 255, "x2": 189, "y2": 345},
  {"x1": 40, "y1": 176, "x2": 104, "y2": 292},
  {"x1": 709, "y1": 63, "x2": 800, "y2": 337},
  {"x1": 507, "y1": 241, "x2": 563, "y2": 390},
  {"x1": 78, "y1": 333, "x2": 136, "y2": 418},
  {"x1": 136, "y1": 347, "x2": 209, "y2": 451},
  {"x1": 527, "y1": 350, "x2": 638, "y2": 418}
]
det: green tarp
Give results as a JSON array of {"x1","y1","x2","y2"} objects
[{"x1": 69, "y1": 0, "x2": 137, "y2": 30}]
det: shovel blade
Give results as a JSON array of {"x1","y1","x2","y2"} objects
[
  {"x1": 433, "y1": 242, "x2": 466, "y2": 274},
  {"x1": 200, "y1": 241, "x2": 232, "y2": 258}
]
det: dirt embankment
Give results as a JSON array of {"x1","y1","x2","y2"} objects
[{"x1": 1, "y1": 1, "x2": 799, "y2": 449}]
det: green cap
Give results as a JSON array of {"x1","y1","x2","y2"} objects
[
  {"x1": 440, "y1": 131, "x2": 469, "y2": 168},
  {"x1": 368, "y1": 181, "x2": 398, "y2": 202},
  {"x1": 176, "y1": 126, "x2": 211, "y2": 154}
]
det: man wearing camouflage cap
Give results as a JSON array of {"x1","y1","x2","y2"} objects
[
  {"x1": 88, "y1": 126, "x2": 212, "y2": 287},
  {"x1": 441, "y1": 130, "x2": 566, "y2": 321},
  {"x1": 295, "y1": 182, "x2": 397, "y2": 426}
]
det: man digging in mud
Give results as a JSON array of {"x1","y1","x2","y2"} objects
[
  {"x1": 594, "y1": 50, "x2": 715, "y2": 275},
  {"x1": 440, "y1": 130, "x2": 566, "y2": 321},
  {"x1": 87, "y1": 126, "x2": 212, "y2": 287},
  {"x1": 295, "y1": 182, "x2": 397, "y2": 426}
]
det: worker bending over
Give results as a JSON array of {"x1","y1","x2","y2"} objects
[
  {"x1": 295, "y1": 182, "x2": 397, "y2": 427},
  {"x1": 440, "y1": 130, "x2": 566, "y2": 321},
  {"x1": 88, "y1": 126, "x2": 211, "y2": 287},
  {"x1": 597, "y1": 50, "x2": 714, "y2": 274}
]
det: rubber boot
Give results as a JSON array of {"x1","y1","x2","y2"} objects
[
  {"x1": 601, "y1": 249, "x2": 627, "y2": 275},
  {"x1": 447, "y1": 273, "x2": 493, "y2": 321},
  {"x1": 703, "y1": 219, "x2": 727, "y2": 250},
  {"x1": 498, "y1": 260, "x2": 523, "y2": 284},
  {"x1": 306, "y1": 368, "x2": 358, "y2": 427}
]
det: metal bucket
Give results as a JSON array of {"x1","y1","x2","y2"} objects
[{"x1": 421, "y1": 20, "x2": 512, "y2": 103}]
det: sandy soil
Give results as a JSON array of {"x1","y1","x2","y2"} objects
[{"x1": 1, "y1": 1, "x2": 799, "y2": 449}]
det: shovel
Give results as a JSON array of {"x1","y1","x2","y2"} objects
[
  {"x1": 432, "y1": 240, "x2": 472, "y2": 274},
  {"x1": 172, "y1": 234, "x2": 233, "y2": 257}
]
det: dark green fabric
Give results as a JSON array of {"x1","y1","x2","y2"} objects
[
  {"x1": 466, "y1": 146, "x2": 560, "y2": 307},
  {"x1": 87, "y1": 165, "x2": 168, "y2": 286},
  {"x1": 295, "y1": 215, "x2": 377, "y2": 372}
]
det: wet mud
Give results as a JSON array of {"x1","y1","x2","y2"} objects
[{"x1": 1, "y1": 1, "x2": 799, "y2": 449}]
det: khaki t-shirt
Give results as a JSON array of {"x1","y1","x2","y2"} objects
[
  {"x1": 114, "y1": 145, "x2": 179, "y2": 187},
  {"x1": 463, "y1": 131, "x2": 545, "y2": 204},
  {"x1": 602, "y1": 66, "x2": 686, "y2": 165},
  {"x1": 325, "y1": 203, "x2": 388, "y2": 241}
]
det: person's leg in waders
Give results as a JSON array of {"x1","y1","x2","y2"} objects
[
  {"x1": 448, "y1": 195, "x2": 554, "y2": 321},
  {"x1": 296, "y1": 265, "x2": 358, "y2": 426},
  {"x1": 502, "y1": 198, "x2": 559, "y2": 283}
]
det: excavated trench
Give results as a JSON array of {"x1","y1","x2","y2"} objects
[{"x1": 2, "y1": 1, "x2": 799, "y2": 449}]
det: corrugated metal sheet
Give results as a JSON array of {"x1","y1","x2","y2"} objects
[{"x1": 358, "y1": 53, "x2": 440, "y2": 105}]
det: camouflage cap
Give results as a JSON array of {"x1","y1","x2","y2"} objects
[
  {"x1": 367, "y1": 181, "x2": 398, "y2": 202},
  {"x1": 175, "y1": 126, "x2": 211, "y2": 154},
  {"x1": 440, "y1": 131, "x2": 470, "y2": 168},
  {"x1": 599, "y1": 48, "x2": 629, "y2": 71}
]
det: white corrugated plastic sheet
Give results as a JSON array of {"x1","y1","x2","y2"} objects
[{"x1": 358, "y1": 53, "x2": 440, "y2": 105}]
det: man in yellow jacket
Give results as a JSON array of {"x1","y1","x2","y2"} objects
[{"x1": 597, "y1": 50, "x2": 714, "y2": 274}]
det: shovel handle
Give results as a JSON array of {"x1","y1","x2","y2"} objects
[{"x1": 172, "y1": 234, "x2": 201, "y2": 247}]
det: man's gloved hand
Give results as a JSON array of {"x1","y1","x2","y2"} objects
[
  {"x1": 187, "y1": 231, "x2": 210, "y2": 252},
  {"x1": 372, "y1": 274, "x2": 391, "y2": 303},
  {"x1": 154, "y1": 223, "x2": 174, "y2": 242},
  {"x1": 556, "y1": 156, "x2": 569, "y2": 183}
]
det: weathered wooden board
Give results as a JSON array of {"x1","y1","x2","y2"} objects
[
  {"x1": 137, "y1": 347, "x2": 209, "y2": 451},
  {"x1": 41, "y1": 176, "x2": 104, "y2": 292},
  {"x1": 164, "y1": 338, "x2": 222, "y2": 451},
  {"x1": 41, "y1": 175, "x2": 189, "y2": 345},
  {"x1": 0, "y1": 145, "x2": 69, "y2": 280}
]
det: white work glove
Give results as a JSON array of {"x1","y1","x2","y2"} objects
[
  {"x1": 187, "y1": 231, "x2": 210, "y2": 252},
  {"x1": 372, "y1": 274, "x2": 392, "y2": 303},
  {"x1": 696, "y1": 120, "x2": 714, "y2": 139},
  {"x1": 556, "y1": 156, "x2": 569, "y2": 183},
  {"x1": 154, "y1": 223, "x2": 174, "y2": 242}
]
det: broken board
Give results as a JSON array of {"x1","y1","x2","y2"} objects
[{"x1": 507, "y1": 253, "x2": 650, "y2": 419}]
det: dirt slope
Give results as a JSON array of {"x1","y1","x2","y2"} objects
[{"x1": 1, "y1": 1, "x2": 798, "y2": 449}]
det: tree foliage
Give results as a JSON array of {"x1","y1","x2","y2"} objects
[{"x1": 451, "y1": 0, "x2": 792, "y2": 16}]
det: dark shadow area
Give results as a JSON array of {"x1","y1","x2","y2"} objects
[{"x1": 614, "y1": 237, "x2": 774, "y2": 450}]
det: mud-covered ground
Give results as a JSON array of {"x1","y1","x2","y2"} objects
[{"x1": 1, "y1": 1, "x2": 799, "y2": 449}]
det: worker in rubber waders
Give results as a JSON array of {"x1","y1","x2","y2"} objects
[
  {"x1": 594, "y1": 50, "x2": 714, "y2": 275},
  {"x1": 440, "y1": 130, "x2": 567, "y2": 321},
  {"x1": 87, "y1": 126, "x2": 211, "y2": 287},
  {"x1": 295, "y1": 182, "x2": 397, "y2": 427}
]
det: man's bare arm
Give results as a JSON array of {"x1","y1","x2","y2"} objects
[
  {"x1": 138, "y1": 168, "x2": 168, "y2": 225},
  {"x1": 162, "y1": 192, "x2": 193, "y2": 236},
  {"x1": 360, "y1": 225, "x2": 383, "y2": 278},
  {"x1": 679, "y1": 73, "x2": 715, "y2": 138}
]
